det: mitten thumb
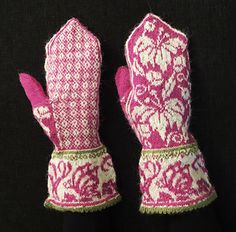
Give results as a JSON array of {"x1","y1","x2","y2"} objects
[
  {"x1": 19, "y1": 73, "x2": 48, "y2": 107},
  {"x1": 115, "y1": 66, "x2": 131, "y2": 106},
  {"x1": 19, "y1": 73, "x2": 59, "y2": 147}
]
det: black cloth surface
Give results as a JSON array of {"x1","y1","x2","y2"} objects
[{"x1": 0, "y1": 0, "x2": 235, "y2": 231}]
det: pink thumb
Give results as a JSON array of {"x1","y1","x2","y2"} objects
[
  {"x1": 115, "y1": 66, "x2": 131, "y2": 102},
  {"x1": 19, "y1": 73, "x2": 48, "y2": 107}
]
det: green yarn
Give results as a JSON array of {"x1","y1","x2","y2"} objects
[
  {"x1": 51, "y1": 145, "x2": 107, "y2": 160},
  {"x1": 44, "y1": 195, "x2": 121, "y2": 213},
  {"x1": 141, "y1": 143, "x2": 199, "y2": 160},
  {"x1": 139, "y1": 191, "x2": 217, "y2": 214}
]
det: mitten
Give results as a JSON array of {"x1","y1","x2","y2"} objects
[
  {"x1": 115, "y1": 13, "x2": 216, "y2": 214},
  {"x1": 19, "y1": 18, "x2": 121, "y2": 212}
]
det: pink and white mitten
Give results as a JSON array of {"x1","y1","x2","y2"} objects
[
  {"x1": 115, "y1": 13, "x2": 217, "y2": 214},
  {"x1": 19, "y1": 18, "x2": 121, "y2": 212}
]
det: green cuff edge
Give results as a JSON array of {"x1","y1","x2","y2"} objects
[
  {"x1": 44, "y1": 195, "x2": 121, "y2": 213},
  {"x1": 141, "y1": 143, "x2": 199, "y2": 159},
  {"x1": 52, "y1": 145, "x2": 107, "y2": 160},
  {"x1": 139, "y1": 191, "x2": 217, "y2": 214}
]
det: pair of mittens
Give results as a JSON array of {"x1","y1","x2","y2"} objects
[{"x1": 20, "y1": 14, "x2": 216, "y2": 214}]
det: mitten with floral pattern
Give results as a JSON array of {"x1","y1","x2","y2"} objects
[
  {"x1": 19, "y1": 18, "x2": 121, "y2": 212},
  {"x1": 115, "y1": 13, "x2": 216, "y2": 214}
]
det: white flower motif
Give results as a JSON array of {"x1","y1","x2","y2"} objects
[
  {"x1": 132, "y1": 28, "x2": 187, "y2": 74},
  {"x1": 144, "y1": 21, "x2": 155, "y2": 32},
  {"x1": 181, "y1": 87, "x2": 190, "y2": 100},
  {"x1": 131, "y1": 97, "x2": 185, "y2": 142},
  {"x1": 146, "y1": 71, "x2": 163, "y2": 86},
  {"x1": 133, "y1": 35, "x2": 155, "y2": 67},
  {"x1": 173, "y1": 55, "x2": 186, "y2": 72},
  {"x1": 127, "y1": 19, "x2": 190, "y2": 145}
]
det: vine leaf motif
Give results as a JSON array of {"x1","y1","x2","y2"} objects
[
  {"x1": 130, "y1": 96, "x2": 184, "y2": 141},
  {"x1": 133, "y1": 32, "x2": 187, "y2": 74},
  {"x1": 131, "y1": 105, "x2": 154, "y2": 123},
  {"x1": 155, "y1": 38, "x2": 186, "y2": 72},
  {"x1": 149, "y1": 98, "x2": 184, "y2": 140},
  {"x1": 133, "y1": 35, "x2": 156, "y2": 68}
]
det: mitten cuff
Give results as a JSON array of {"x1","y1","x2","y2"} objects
[
  {"x1": 139, "y1": 143, "x2": 217, "y2": 214},
  {"x1": 44, "y1": 145, "x2": 121, "y2": 212}
]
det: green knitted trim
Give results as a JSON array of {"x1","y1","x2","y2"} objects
[
  {"x1": 51, "y1": 145, "x2": 107, "y2": 160},
  {"x1": 141, "y1": 143, "x2": 199, "y2": 160},
  {"x1": 44, "y1": 195, "x2": 121, "y2": 213},
  {"x1": 139, "y1": 191, "x2": 217, "y2": 214}
]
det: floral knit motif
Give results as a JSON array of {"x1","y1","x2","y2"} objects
[
  {"x1": 45, "y1": 146, "x2": 120, "y2": 212},
  {"x1": 125, "y1": 14, "x2": 192, "y2": 149},
  {"x1": 139, "y1": 143, "x2": 216, "y2": 213},
  {"x1": 115, "y1": 13, "x2": 216, "y2": 213},
  {"x1": 19, "y1": 18, "x2": 120, "y2": 212}
]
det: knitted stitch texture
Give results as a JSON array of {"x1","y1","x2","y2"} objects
[
  {"x1": 115, "y1": 13, "x2": 216, "y2": 214},
  {"x1": 19, "y1": 18, "x2": 121, "y2": 212}
]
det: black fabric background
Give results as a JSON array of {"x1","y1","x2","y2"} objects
[{"x1": 0, "y1": 0, "x2": 235, "y2": 231}]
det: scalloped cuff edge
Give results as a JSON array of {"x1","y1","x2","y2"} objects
[
  {"x1": 43, "y1": 194, "x2": 122, "y2": 213},
  {"x1": 139, "y1": 191, "x2": 217, "y2": 214}
]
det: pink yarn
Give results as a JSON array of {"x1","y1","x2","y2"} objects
[
  {"x1": 115, "y1": 13, "x2": 216, "y2": 213},
  {"x1": 19, "y1": 73, "x2": 48, "y2": 107},
  {"x1": 116, "y1": 13, "x2": 194, "y2": 149},
  {"x1": 20, "y1": 18, "x2": 102, "y2": 151},
  {"x1": 20, "y1": 18, "x2": 120, "y2": 212}
]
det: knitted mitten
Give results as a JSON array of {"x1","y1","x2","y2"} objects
[
  {"x1": 115, "y1": 13, "x2": 216, "y2": 214},
  {"x1": 19, "y1": 18, "x2": 121, "y2": 212}
]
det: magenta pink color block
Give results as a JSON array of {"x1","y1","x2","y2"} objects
[
  {"x1": 116, "y1": 13, "x2": 216, "y2": 213},
  {"x1": 19, "y1": 18, "x2": 120, "y2": 212}
]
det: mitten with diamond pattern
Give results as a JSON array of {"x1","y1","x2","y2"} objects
[{"x1": 20, "y1": 18, "x2": 121, "y2": 212}]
